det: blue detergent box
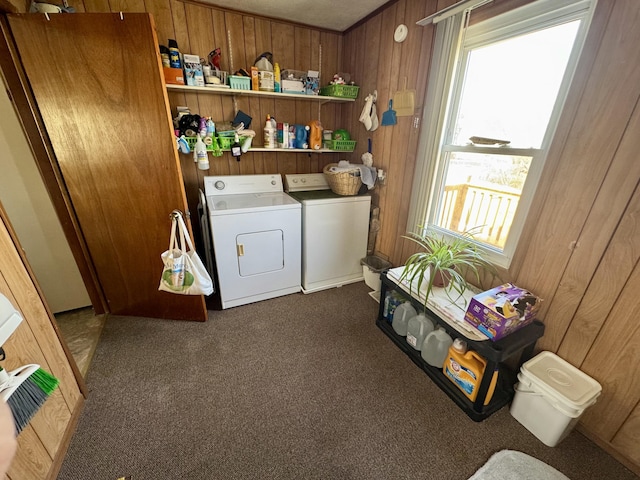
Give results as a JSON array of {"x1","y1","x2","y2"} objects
[{"x1": 464, "y1": 283, "x2": 541, "y2": 340}]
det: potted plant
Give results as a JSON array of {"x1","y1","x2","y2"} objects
[{"x1": 399, "y1": 227, "x2": 497, "y2": 309}]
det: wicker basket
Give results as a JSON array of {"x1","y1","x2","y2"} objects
[{"x1": 323, "y1": 163, "x2": 362, "y2": 196}]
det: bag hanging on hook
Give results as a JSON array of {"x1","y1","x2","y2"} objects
[{"x1": 158, "y1": 212, "x2": 213, "y2": 296}]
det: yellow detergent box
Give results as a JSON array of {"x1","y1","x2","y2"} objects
[{"x1": 464, "y1": 283, "x2": 541, "y2": 341}]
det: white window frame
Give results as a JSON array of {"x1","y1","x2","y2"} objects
[{"x1": 408, "y1": 0, "x2": 596, "y2": 268}]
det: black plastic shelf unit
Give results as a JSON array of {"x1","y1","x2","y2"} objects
[{"x1": 377, "y1": 270, "x2": 544, "y2": 422}]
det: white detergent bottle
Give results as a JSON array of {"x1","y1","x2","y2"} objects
[
  {"x1": 406, "y1": 313, "x2": 434, "y2": 351},
  {"x1": 392, "y1": 302, "x2": 416, "y2": 337},
  {"x1": 421, "y1": 327, "x2": 453, "y2": 368},
  {"x1": 194, "y1": 134, "x2": 209, "y2": 170}
]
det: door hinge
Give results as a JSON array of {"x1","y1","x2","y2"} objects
[
  {"x1": 237, "y1": 244, "x2": 244, "y2": 256},
  {"x1": 413, "y1": 116, "x2": 420, "y2": 129}
]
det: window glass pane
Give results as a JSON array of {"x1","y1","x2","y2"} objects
[
  {"x1": 451, "y1": 21, "x2": 580, "y2": 148},
  {"x1": 434, "y1": 151, "x2": 532, "y2": 249}
]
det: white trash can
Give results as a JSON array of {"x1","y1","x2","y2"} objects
[
  {"x1": 510, "y1": 351, "x2": 602, "y2": 447},
  {"x1": 360, "y1": 256, "x2": 392, "y2": 292}
]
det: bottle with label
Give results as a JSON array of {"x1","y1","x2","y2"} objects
[
  {"x1": 392, "y1": 302, "x2": 417, "y2": 337},
  {"x1": 421, "y1": 327, "x2": 453, "y2": 368},
  {"x1": 383, "y1": 291, "x2": 403, "y2": 323},
  {"x1": 406, "y1": 313, "x2": 434, "y2": 351},
  {"x1": 168, "y1": 39, "x2": 181, "y2": 69},
  {"x1": 443, "y1": 338, "x2": 498, "y2": 405},
  {"x1": 159, "y1": 45, "x2": 171, "y2": 68},
  {"x1": 194, "y1": 134, "x2": 209, "y2": 170},
  {"x1": 263, "y1": 115, "x2": 277, "y2": 148},
  {"x1": 274, "y1": 62, "x2": 281, "y2": 93}
]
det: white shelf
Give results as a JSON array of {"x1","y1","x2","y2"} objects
[
  {"x1": 166, "y1": 84, "x2": 355, "y2": 103},
  {"x1": 246, "y1": 148, "x2": 349, "y2": 153}
]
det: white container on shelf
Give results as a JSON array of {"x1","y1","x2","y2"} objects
[
  {"x1": 421, "y1": 327, "x2": 453, "y2": 367},
  {"x1": 406, "y1": 313, "x2": 434, "y2": 351},
  {"x1": 510, "y1": 351, "x2": 602, "y2": 447},
  {"x1": 392, "y1": 302, "x2": 416, "y2": 336}
]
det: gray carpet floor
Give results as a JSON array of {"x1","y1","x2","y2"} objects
[{"x1": 58, "y1": 282, "x2": 637, "y2": 479}]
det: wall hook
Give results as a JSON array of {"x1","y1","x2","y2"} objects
[
  {"x1": 44, "y1": 12, "x2": 50, "y2": 21},
  {"x1": 119, "y1": 11, "x2": 124, "y2": 20}
]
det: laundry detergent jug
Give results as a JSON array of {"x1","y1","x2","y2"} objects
[
  {"x1": 392, "y1": 302, "x2": 417, "y2": 337},
  {"x1": 406, "y1": 313, "x2": 434, "y2": 351},
  {"x1": 443, "y1": 338, "x2": 497, "y2": 405}
]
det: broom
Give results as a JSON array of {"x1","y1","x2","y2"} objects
[{"x1": 0, "y1": 364, "x2": 59, "y2": 434}]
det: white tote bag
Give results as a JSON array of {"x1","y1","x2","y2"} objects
[{"x1": 158, "y1": 212, "x2": 213, "y2": 296}]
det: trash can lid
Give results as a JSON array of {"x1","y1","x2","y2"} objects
[
  {"x1": 521, "y1": 351, "x2": 602, "y2": 408},
  {"x1": 360, "y1": 255, "x2": 392, "y2": 271}
]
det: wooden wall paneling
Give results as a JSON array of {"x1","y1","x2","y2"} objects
[
  {"x1": 612, "y1": 401, "x2": 640, "y2": 466},
  {"x1": 109, "y1": 0, "x2": 145, "y2": 12},
  {"x1": 377, "y1": 0, "x2": 406, "y2": 260},
  {"x1": 270, "y1": 21, "x2": 296, "y2": 174},
  {"x1": 557, "y1": 106, "x2": 640, "y2": 365},
  {"x1": 307, "y1": 29, "x2": 321, "y2": 173},
  {"x1": 369, "y1": 2, "x2": 398, "y2": 233},
  {"x1": 294, "y1": 26, "x2": 312, "y2": 173},
  {"x1": 579, "y1": 263, "x2": 640, "y2": 440},
  {"x1": 82, "y1": 0, "x2": 110, "y2": 12},
  {"x1": 318, "y1": 31, "x2": 341, "y2": 173},
  {"x1": 392, "y1": 0, "x2": 433, "y2": 264},
  {"x1": 514, "y1": 0, "x2": 640, "y2": 351},
  {"x1": 508, "y1": 0, "x2": 614, "y2": 280},
  {"x1": 145, "y1": 0, "x2": 177, "y2": 52},
  {"x1": 241, "y1": 14, "x2": 260, "y2": 174},
  {"x1": 7, "y1": 426, "x2": 51, "y2": 479},
  {"x1": 254, "y1": 17, "x2": 274, "y2": 172}
]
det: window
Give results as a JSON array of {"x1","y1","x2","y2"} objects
[{"x1": 409, "y1": 0, "x2": 595, "y2": 267}]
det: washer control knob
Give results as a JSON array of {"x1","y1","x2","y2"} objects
[
  {"x1": 271, "y1": 180, "x2": 276, "y2": 185},
  {"x1": 301, "y1": 178, "x2": 307, "y2": 183},
  {"x1": 292, "y1": 178, "x2": 298, "y2": 183},
  {"x1": 214, "y1": 181, "x2": 225, "y2": 190}
]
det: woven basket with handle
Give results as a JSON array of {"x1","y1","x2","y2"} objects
[{"x1": 323, "y1": 163, "x2": 362, "y2": 196}]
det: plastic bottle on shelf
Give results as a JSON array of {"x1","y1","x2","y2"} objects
[
  {"x1": 168, "y1": 39, "x2": 181, "y2": 68},
  {"x1": 274, "y1": 62, "x2": 281, "y2": 93},
  {"x1": 443, "y1": 338, "x2": 498, "y2": 405},
  {"x1": 264, "y1": 115, "x2": 277, "y2": 148},
  {"x1": 392, "y1": 302, "x2": 417, "y2": 337},
  {"x1": 383, "y1": 291, "x2": 403, "y2": 323},
  {"x1": 421, "y1": 327, "x2": 453, "y2": 367},
  {"x1": 406, "y1": 312, "x2": 434, "y2": 351},
  {"x1": 194, "y1": 134, "x2": 209, "y2": 170}
]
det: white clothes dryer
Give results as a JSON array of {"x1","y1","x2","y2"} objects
[
  {"x1": 285, "y1": 173, "x2": 371, "y2": 293},
  {"x1": 204, "y1": 175, "x2": 301, "y2": 309}
]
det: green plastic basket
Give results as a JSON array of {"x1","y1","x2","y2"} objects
[
  {"x1": 324, "y1": 139, "x2": 357, "y2": 151},
  {"x1": 184, "y1": 136, "x2": 245, "y2": 152},
  {"x1": 319, "y1": 84, "x2": 360, "y2": 99}
]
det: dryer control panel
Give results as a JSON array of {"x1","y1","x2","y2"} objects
[{"x1": 204, "y1": 175, "x2": 283, "y2": 196}]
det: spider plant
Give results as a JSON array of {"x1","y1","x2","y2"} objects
[{"x1": 399, "y1": 227, "x2": 497, "y2": 310}]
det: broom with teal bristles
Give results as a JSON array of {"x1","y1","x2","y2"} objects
[{"x1": 0, "y1": 364, "x2": 59, "y2": 434}]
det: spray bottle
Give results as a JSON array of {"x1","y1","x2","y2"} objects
[{"x1": 194, "y1": 134, "x2": 209, "y2": 170}]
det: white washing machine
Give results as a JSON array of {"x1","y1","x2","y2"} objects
[
  {"x1": 204, "y1": 174, "x2": 301, "y2": 309},
  {"x1": 285, "y1": 173, "x2": 371, "y2": 293}
]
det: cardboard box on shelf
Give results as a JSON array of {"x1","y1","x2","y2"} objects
[
  {"x1": 183, "y1": 54, "x2": 204, "y2": 87},
  {"x1": 464, "y1": 283, "x2": 541, "y2": 341},
  {"x1": 163, "y1": 67, "x2": 184, "y2": 85}
]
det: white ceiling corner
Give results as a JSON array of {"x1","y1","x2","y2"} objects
[{"x1": 197, "y1": 0, "x2": 390, "y2": 32}]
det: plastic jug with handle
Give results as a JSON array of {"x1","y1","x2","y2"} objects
[
  {"x1": 443, "y1": 338, "x2": 498, "y2": 405},
  {"x1": 392, "y1": 302, "x2": 416, "y2": 336},
  {"x1": 421, "y1": 327, "x2": 453, "y2": 368},
  {"x1": 406, "y1": 313, "x2": 434, "y2": 351}
]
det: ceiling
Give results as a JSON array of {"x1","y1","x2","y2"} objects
[{"x1": 197, "y1": 0, "x2": 391, "y2": 32}]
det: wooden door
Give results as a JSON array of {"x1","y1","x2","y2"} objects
[{"x1": 7, "y1": 13, "x2": 207, "y2": 321}]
